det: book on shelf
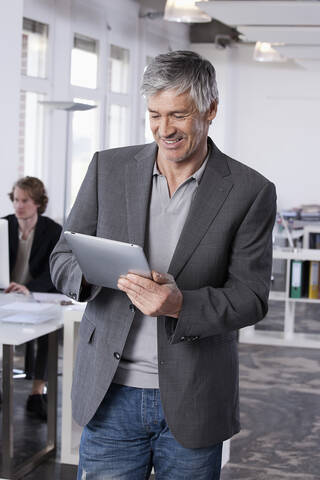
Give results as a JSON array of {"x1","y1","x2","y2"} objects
[
  {"x1": 308, "y1": 261, "x2": 320, "y2": 299},
  {"x1": 290, "y1": 260, "x2": 309, "y2": 298}
]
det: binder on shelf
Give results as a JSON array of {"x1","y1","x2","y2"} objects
[
  {"x1": 309, "y1": 234, "x2": 315, "y2": 249},
  {"x1": 290, "y1": 260, "x2": 309, "y2": 298},
  {"x1": 309, "y1": 233, "x2": 320, "y2": 250},
  {"x1": 308, "y1": 261, "x2": 320, "y2": 299}
]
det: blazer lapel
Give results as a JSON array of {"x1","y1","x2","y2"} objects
[
  {"x1": 125, "y1": 143, "x2": 156, "y2": 248},
  {"x1": 168, "y1": 142, "x2": 234, "y2": 279}
]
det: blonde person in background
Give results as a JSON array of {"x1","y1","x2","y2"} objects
[{"x1": 3, "y1": 176, "x2": 61, "y2": 420}]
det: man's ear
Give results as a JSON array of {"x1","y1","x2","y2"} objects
[{"x1": 208, "y1": 101, "x2": 218, "y2": 122}]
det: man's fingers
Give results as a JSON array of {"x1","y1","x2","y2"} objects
[
  {"x1": 123, "y1": 290, "x2": 158, "y2": 316},
  {"x1": 4, "y1": 282, "x2": 29, "y2": 295},
  {"x1": 120, "y1": 272, "x2": 174, "y2": 288},
  {"x1": 152, "y1": 271, "x2": 175, "y2": 285},
  {"x1": 118, "y1": 277, "x2": 144, "y2": 295},
  {"x1": 125, "y1": 273, "x2": 158, "y2": 291},
  {"x1": 5, "y1": 282, "x2": 16, "y2": 293}
]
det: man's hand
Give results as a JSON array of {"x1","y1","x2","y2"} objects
[
  {"x1": 5, "y1": 282, "x2": 30, "y2": 295},
  {"x1": 117, "y1": 270, "x2": 183, "y2": 318}
]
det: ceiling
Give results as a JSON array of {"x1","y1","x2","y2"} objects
[
  {"x1": 197, "y1": 1, "x2": 320, "y2": 26},
  {"x1": 138, "y1": 1, "x2": 320, "y2": 64}
]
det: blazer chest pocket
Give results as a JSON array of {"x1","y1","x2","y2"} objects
[{"x1": 79, "y1": 316, "x2": 96, "y2": 344}]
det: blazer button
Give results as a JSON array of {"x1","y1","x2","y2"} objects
[
  {"x1": 69, "y1": 292, "x2": 77, "y2": 300},
  {"x1": 192, "y1": 336, "x2": 199, "y2": 341},
  {"x1": 180, "y1": 336, "x2": 185, "y2": 341},
  {"x1": 129, "y1": 303, "x2": 136, "y2": 313},
  {"x1": 114, "y1": 352, "x2": 121, "y2": 360}
]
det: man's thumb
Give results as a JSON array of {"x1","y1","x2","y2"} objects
[{"x1": 152, "y1": 270, "x2": 174, "y2": 285}]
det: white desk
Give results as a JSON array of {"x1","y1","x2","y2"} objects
[
  {"x1": 61, "y1": 311, "x2": 230, "y2": 469},
  {"x1": 0, "y1": 292, "x2": 63, "y2": 479}
]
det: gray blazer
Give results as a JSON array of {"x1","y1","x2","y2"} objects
[{"x1": 50, "y1": 138, "x2": 276, "y2": 448}]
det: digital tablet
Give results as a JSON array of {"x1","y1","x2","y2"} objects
[{"x1": 64, "y1": 231, "x2": 151, "y2": 290}]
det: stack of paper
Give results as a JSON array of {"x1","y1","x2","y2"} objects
[{"x1": 0, "y1": 302, "x2": 61, "y2": 324}]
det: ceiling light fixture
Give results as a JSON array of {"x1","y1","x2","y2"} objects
[
  {"x1": 164, "y1": 0, "x2": 211, "y2": 23},
  {"x1": 253, "y1": 41, "x2": 286, "y2": 63}
]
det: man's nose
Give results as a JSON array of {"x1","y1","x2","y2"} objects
[{"x1": 158, "y1": 117, "x2": 176, "y2": 138}]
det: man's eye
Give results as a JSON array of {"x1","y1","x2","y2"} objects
[
  {"x1": 174, "y1": 115, "x2": 186, "y2": 119},
  {"x1": 150, "y1": 115, "x2": 160, "y2": 119}
]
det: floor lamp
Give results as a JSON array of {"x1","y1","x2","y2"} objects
[{"x1": 39, "y1": 101, "x2": 97, "y2": 225}]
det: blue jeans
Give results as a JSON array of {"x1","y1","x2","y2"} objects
[{"x1": 77, "y1": 383, "x2": 222, "y2": 480}]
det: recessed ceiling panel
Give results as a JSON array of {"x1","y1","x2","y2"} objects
[
  {"x1": 275, "y1": 45, "x2": 320, "y2": 59},
  {"x1": 196, "y1": 1, "x2": 320, "y2": 26},
  {"x1": 238, "y1": 26, "x2": 320, "y2": 44},
  {"x1": 295, "y1": 59, "x2": 320, "y2": 70}
]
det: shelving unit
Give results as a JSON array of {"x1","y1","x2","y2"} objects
[
  {"x1": 240, "y1": 248, "x2": 320, "y2": 349},
  {"x1": 303, "y1": 224, "x2": 320, "y2": 249}
]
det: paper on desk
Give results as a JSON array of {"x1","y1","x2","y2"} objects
[
  {"x1": 2, "y1": 311, "x2": 59, "y2": 324},
  {"x1": 0, "y1": 302, "x2": 53, "y2": 312},
  {"x1": 0, "y1": 302, "x2": 61, "y2": 324},
  {"x1": 32, "y1": 292, "x2": 74, "y2": 304}
]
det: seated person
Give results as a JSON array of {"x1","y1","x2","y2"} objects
[{"x1": 3, "y1": 176, "x2": 61, "y2": 420}]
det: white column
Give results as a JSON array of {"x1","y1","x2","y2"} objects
[
  {"x1": 45, "y1": 0, "x2": 73, "y2": 223},
  {"x1": 0, "y1": 1, "x2": 23, "y2": 217}
]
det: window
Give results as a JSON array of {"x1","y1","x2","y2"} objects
[
  {"x1": 21, "y1": 18, "x2": 48, "y2": 78},
  {"x1": 70, "y1": 99, "x2": 99, "y2": 208},
  {"x1": 19, "y1": 91, "x2": 45, "y2": 177},
  {"x1": 107, "y1": 44, "x2": 131, "y2": 148},
  {"x1": 109, "y1": 45, "x2": 130, "y2": 94},
  {"x1": 71, "y1": 34, "x2": 98, "y2": 89},
  {"x1": 107, "y1": 104, "x2": 129, "y2": 149}
]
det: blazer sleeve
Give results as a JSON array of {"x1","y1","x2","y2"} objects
[
  {"x1": 50, "y1": 153, "x2": 101, "y2": 302},
  {"x1": 167, "y1": 181, "x2": 277, "y2": 344}
]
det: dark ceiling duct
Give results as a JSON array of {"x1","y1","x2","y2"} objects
[{"x1": 190, "y1": 18, "x2": 239, "y2": 45}]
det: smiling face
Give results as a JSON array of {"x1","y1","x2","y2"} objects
[
  {"x1": 13, "y1": 187, "x2": 39, "y2": 221},
  {"x1": 148, "y1": 89, "x2": 217, "y2": 167}
]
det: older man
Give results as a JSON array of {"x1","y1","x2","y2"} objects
[{"x1": 50, "y1": 50, "x2": 276, "y2": 479}]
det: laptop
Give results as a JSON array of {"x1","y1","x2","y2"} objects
[
  {"x1": 0, "y1": 219, "x2": 10, "y2": 289},
  {"x1": 64, "y1": 231, "x2": 151, "y2": 290}
]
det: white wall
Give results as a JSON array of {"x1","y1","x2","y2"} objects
[
  {"x1": 0, "y1": 0, "x2": 23, "y2": 216},
  {"x1": 194, "y1": 43, "x2": 320, "y2": 210}
]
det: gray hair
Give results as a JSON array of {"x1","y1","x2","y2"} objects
[{"x1": 141, "y1": 50, "x2": 219, "y2": 113}]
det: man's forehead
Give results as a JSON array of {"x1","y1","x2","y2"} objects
[
  {"x1": 14, "y1": 187, "x2": 29, "y2": 196},
  {"x1": 147, "y1": 89, "x2": 196, "y2": 110}
]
